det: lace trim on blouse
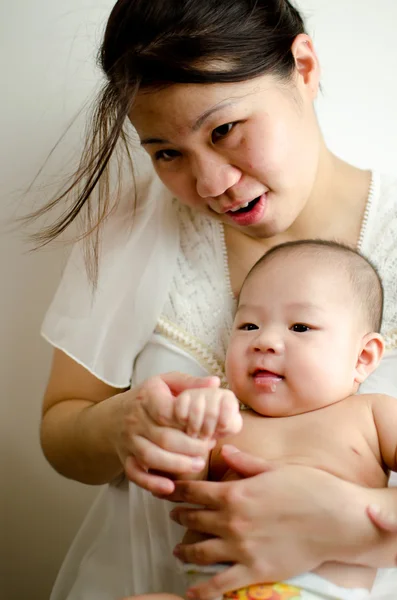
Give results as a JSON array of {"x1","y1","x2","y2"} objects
[
  {"x1": 155, "y1": 201, "x2": 235, "y2": 382},
  {"x1": 358, "y1": 172, "x2": 397, "y2": 350},
  {"x1": 156, "y1": 316, "x2": 228, "y2": 387}
]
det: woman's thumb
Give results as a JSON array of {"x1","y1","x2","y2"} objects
[
  {"x1": 161, "y1": 372, "x2": 220, "y2": 395},
  {"x1": 367, "y1": 504, "x2": 397, "y2": 533},
  {"x1": 221, "y1": 445, "x2": 277, "y2": 477}
]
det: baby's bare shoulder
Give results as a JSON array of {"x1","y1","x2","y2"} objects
[{"x1": 358, "y1": 392, "x2": 397, "y2": 409}]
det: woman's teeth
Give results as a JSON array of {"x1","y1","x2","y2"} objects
[
  {"x1": 230, "y1": 201, "x2": 250, "y2": 212},
  {"x1": 228, "y1": 197, "x2": 262, "y2": 215}
]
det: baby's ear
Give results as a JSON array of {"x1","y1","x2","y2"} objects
[{"x1": 354, "y1": 333, "x2": 385, "y2": 384}]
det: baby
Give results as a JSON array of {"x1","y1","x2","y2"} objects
[{"x1": 149, "y1": 240, "x2": 397, "y2": 600}]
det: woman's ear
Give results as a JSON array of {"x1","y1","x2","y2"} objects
[
  {"x1": 291, "y1": 34, "x2": 320, "y2": 99},
  {"x1": 354, "y1": 333, "x2": 385, "y2": 384}
]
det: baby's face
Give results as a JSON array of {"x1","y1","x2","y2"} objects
[{"x1": 225, "y1": 253, "x2": 366, "y2": 417}]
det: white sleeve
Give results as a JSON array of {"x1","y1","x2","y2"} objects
[{"x1": 41, "y1": 172, "x2": 179, "y2": 388}]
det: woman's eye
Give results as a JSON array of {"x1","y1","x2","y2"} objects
[
  {"x1": 291, "y1": 323, "x2": 310, "y2": 333},
  {"x1": 154, "y1": 149, "x2": 180, "y2": 162},
  {"x1": 211, "y1": 122, "x2": 236, "y2": 143},
  {"x1": 239, "y1": 323, "x2": 258, "y2": 331}
]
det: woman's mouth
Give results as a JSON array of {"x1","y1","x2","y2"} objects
[
  {"x1": 229, "y1": 198, "x2": 260, "y2": 213},
  {"x1": 226, "y1": 194, "x2": 267, "y2": 226}
]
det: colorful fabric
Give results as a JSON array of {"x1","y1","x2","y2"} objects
[{"x1": 224, "y1": 582, "x2": 302, "y2": 599}]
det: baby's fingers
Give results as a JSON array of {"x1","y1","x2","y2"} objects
[
  {"x1": 217, "y1": 393, "x2": 243, "y2": 436},
  {"x1": 174, "y1": 390, "x2": 206, "y2": 437},
  {"x1": 185, "y1": 393, "x2": 206, "y2": 438},
  {"x1": 174, "y1": 392, "x2": 192, "y2": 427},
  {"x1": 174, "y1": 391, "x2": 219, "y2": 440},
  {"x1": 200, "y1": 398, "x2": 223, "y2": 440}
]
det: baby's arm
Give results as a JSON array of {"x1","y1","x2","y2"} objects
[
  {"x1": 367, "y1": 393, "x2": 397, "y2": 527},
  {"x1": 371, "y1": 393, "x2": 397, "y2": 472}
]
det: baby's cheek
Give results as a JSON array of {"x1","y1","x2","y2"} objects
[{"x1": 224, "y1": 349, "x2": 235, "y2": 382}]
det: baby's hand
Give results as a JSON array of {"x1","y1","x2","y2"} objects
[{"x1": 173, "y1": 388, "x2": 243, "y2": 441}]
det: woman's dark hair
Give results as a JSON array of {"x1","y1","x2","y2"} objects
[{"x1": 31, "y1": 0, "x2": 306, "y2": 250}]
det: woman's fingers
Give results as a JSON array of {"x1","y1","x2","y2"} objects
[
  {"x1": 172, "y1": 479, "x2": 228, "y2": 508},
  {"x1": 141, "y1": 377, "x2": 176, "y2": 426},
  {"x1": 367, "y1": 504, "x2": 397, "y2": 532},
  {"x1": 221, "y1": 445, "x2": 277, "y2": 477},
  {"x1": 170, "y1": 506, "x2": 226, "y2": 537},
  {"x1": 161, "y1": 372, "x2": 220, "y2": 397},
  {"x1": 124, "y1": 456, "x2": 175, "y2": 495},
  {"x1": 186, "y1": 564, "x2": 256, "y2": 600},
  {"x1": 174, "y1": 538, "x2": 232, "y2": 566},
  {"x1": 114, "y1": 373, "x2": 225, "y2": 492},
  {"x1": 132, "y1": 435, "x2": 206, "y2": 475},
  {"x1": 148, "y1": 424, "x2": 214, "y2": 457}
]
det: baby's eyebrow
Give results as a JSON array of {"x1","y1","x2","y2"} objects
[
  {"x1": 236, "y1": 301, "x2": 325, "y2": 314},
  {"x1": 235, "y1": 303, "x2": 250, "y2": 313},
  {"x1": 285, "y1": 301, "x2": 325, "y2": 312}
]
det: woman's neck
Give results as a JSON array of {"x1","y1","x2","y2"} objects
[
  {"x1": 224, "y1": 150, "x2": 372, "y2": 297},
  {"x1": 287, "y1": 148, "x2": 371, "y2": 246}
]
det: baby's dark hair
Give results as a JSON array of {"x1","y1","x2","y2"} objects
[{"x1": 243, "y1": 239, "x2": 384, "y2": 332}]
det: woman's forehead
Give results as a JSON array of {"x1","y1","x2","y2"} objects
[{"x1": 129, "y1": 75, "x2": 277, "y2": 135}]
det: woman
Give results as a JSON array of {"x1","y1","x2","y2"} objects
[{"x1": 38, "y1": 1, "x2": 397, "y2": 599}]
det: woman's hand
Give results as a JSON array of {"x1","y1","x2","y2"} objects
[
  {"x1": 110, "y1": 372, "x2": 220, "y2": 495},
  {"x1": 169, "y1": 446, "x2": 387, "y2": 600},
  {"x1": 367, "y1": 502, "x2": 397, "y2": 532}
]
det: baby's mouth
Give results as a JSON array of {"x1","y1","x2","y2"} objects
[
  {"x1": 251, "y1": 368, "x2": 283, "y2": 378},
  {"x1": 251, "y1": 370, "x2": 284, "y2": 393}
]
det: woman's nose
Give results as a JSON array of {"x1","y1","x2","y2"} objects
[{"x1": 193, "y1": 153, "x2": 241, "y2": 198}]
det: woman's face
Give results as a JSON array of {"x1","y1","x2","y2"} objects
[{"x1": 130, "y1": 48, "x2": 321, "y2": 239}]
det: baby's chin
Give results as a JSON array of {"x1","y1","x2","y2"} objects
[{"x1": 241, "y1": 392, "x2": 302, "y2": 418}]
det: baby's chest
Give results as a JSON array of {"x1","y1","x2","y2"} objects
[{"x1": 221, "y1": 409, "x2": 386, "y2": 487}]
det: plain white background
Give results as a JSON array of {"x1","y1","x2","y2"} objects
[{"x1": 1, "y1": 1, "x2": 396, "y2": 598}]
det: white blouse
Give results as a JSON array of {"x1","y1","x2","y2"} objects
[{"x1": 42, "y1": 171, "x2": 397, "y2": 600}]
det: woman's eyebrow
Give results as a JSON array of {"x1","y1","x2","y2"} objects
[
  {"x1": 192, "y1": 99, "x2": 240, "y2": 131},
  {"x1": 141, "y1": 98, "x2": 242, "y2": 145},
  {"x1": 141, "y1": 136, "x2": 169, "y2": 146}
]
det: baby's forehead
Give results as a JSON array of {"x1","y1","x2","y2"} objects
[
  {"x1": 249, "y1": 250, "x2": 350, "y2": 285},
  {"x1": 237, "y1": 243, "x2": 382, "y2": 331},
  {"x1": 240, "y1": 251, "x2": 355, "y2": 306}
]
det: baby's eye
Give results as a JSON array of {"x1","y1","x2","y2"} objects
[
  {"x1": 154, "y1": 149, "x2": 180, "y2": 162},
  {"x1": 238, "y1": 323, "x2": 259, "y2": 331},
  {"x1": 291, "y1": 323, "x2": 311, "y2": 333},
  {"x1": 211, "y1": 122, "x2": 236, "y2": 143}
]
